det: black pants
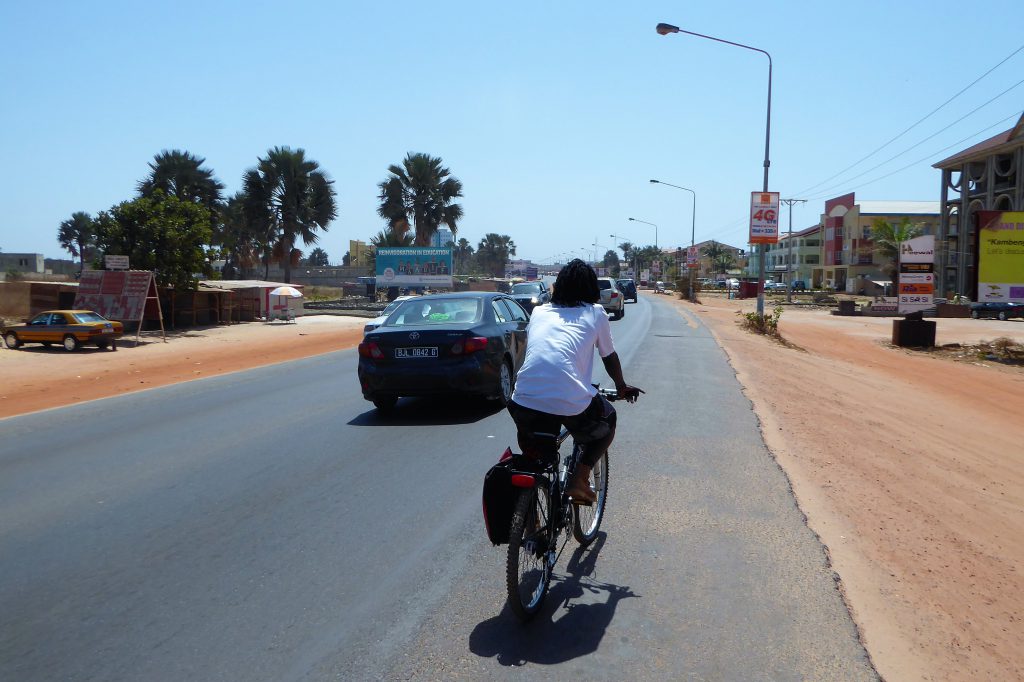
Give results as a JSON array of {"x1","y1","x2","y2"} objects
[{"x1": 507, "y1": 395, "x2": 617, "y2": 468}]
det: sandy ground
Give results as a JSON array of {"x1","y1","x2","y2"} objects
[
  {"x1": 3, "y1": 301, "x2": 1023, "y2": 680},
  {"x1": 0, "y1": 315, "x2": 366, "y2": 419},
  {"x1": 671, "y1": 294, "x2": 1024, "y2": 682}
]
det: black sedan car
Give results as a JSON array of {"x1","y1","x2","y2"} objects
[
  {"x1": 509, "y1": 281, "x2": 550, "y2": 313},
  {"x1": 969, "y1": 301, "x2": 1024, "y2": 320},
  {"x1": 357, "y1": 292, "x2": 529, "y2": 412},
  {"x1": 616, "y1": 278, "x2": 638, "y2": 303}
]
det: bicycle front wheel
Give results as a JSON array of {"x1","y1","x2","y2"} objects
[
  {"x1": 506, "y1": 486, "x2": 553, "y2": 621},
  {"x1": 572, "y1": 450, "x2": 608, "y2": 546}
]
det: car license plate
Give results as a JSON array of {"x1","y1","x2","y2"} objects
[{"x1": 396, "y1": 347, "x2": 438, "y2": 358}]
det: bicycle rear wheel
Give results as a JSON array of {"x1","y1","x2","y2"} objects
[
  {"x1": 506, "y1": 486, "x2": 553, "y2": 621},
  {"x1": 572, "y1": 450, "x2": 608, "y2": 546}
]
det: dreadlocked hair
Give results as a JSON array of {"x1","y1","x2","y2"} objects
[{"x1": 550, "y1": 259, "x2": 600, "y2": 306}]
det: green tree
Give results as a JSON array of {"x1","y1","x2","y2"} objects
[
  {"x1": 377, "y1": 152, "x2": 464, "y2": 247},
  {"x1": 243, "y1": 146, "x2": 338, "y2": 283},
  {"x1": 453, "y1": 237, "x2": 475, "y2": 275},
  {"x1": 603, "y1": 249, "x2": 620, "y2": 277},
  {"x1": 872, "y1": 217, "x2": 923, "y2": 282},
  {"x1": 306, "y1": 247, "x2": 330, "y2": 266},
  {"x1": 57, "y1": 211, "x2": 96, "y2": 272},
  {"x1": 714, "y1": 252, "x2": 737, "y2": 275},
  {"x1": 138, "y1": 150, "x2": 224, "y2": 233},
  {"x1": 93, "y1": 191, "x2": 213, "y2": 291},
  {"x1": 476, "y1": 233, "x2": 516, "y2": 277}
]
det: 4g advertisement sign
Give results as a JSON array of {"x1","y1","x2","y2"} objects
[{"x1": 749, "y1": 192, "x2": 780, "y2": 244}]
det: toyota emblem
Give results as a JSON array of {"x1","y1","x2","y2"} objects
[{"x1": 409, "y1": 332, "x2": 420, "y2": 340}]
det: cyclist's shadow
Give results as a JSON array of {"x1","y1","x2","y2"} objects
[{"x1": 468, "y1": 532, "x2": 639, "y2": 666}]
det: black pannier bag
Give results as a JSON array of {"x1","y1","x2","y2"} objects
[{"x1": 482, "y1": 449, "x2": 547, "y2": 545}]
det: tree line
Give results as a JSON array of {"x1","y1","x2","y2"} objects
[{"x1": 57, "y1": 149, "x2": 488, "y2": 289}]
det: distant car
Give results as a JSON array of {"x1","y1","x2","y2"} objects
[
  {"x1": 357, "y1": 292, "x2": 529, "y2": 412},
  {"x1": 363, "y1": 295, "x2": 414, "y2": 335},
  {"x1": 654, "y1": 281, "x2": 667, "y2": 294},
  {"x1": 597, "y1": 277, "x2": 625, "y2": 319},
  {"x1": 616, "y1": 278, "x2": 638, "y2": 303},
  {"x1": 765, "y1": 281, "x2": 787, "y2": 292},
  {"x1": 790, "y1": 280, "x2": 807, "y2": 292},
  {"x1": 969, "y1": 301, "x2": 1024, "y2": 321},
  {"x1": 2, "y1": 310, "x2": 123, "y2": 351},
  {"x1": 509, "y1": 281, "x2": 550, "y2": 313}
]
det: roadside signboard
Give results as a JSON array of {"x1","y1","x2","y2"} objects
[
  {"x1": 897, "y1": 235, "x2": 935, "y2": 314},
  {"x1": 687, "y1": 246, "x2": 699, "y2": 268},
  {"x1": 977, "y1": 211, "x2": 1024, "y2": 302},
  {"x1": 651, "y1": 260, "x2": 661, "y2": 275},
  {"x1": 104, "y1": 255, "x2": 129, "y2": 270},
  {"x1": 74, "y1": 269, "x2": 166, "y2": 343},
  {"x1": 375, "y1": 247, "x2": 453, "y2": 288},
  {"x1": 749, "y1": 192, "x2": 780, "y2": 244}
]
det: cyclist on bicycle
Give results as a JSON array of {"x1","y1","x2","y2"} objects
[{"x1": 508, "y1": 259, "x2": 642, "y2": 505}]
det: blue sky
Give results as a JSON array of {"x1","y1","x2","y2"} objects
[{"x1": 2, "y1": 1, "x2": 1023, "y2": 265}]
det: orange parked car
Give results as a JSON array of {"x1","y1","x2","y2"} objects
[{"x1": 2, "y1": 310, "x2": 124, "y2": 351}]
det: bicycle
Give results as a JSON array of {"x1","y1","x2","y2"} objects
[{"x1": 502, "y1": 387, "x2": 625, "y2": 621}]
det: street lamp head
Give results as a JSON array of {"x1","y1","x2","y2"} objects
[
  {"x1": 656, "y1": 23, "x2": 680, "y2": 35},
  {"x1": 628, "y1": 217, "x2": 636, "y2": 222},
  {"x1": 649, "y1": 179, "x2": 660, "y2": 184}
]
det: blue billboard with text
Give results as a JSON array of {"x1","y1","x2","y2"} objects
[{"x1": 375, "y1": 247, "x2": 453, "y2": 287}]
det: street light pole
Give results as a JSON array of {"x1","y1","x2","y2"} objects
[
  {"x1": 610, "y1": 233, "x2": 638, "y2": 281},
  {"x1": 781, "y1": 198, "x2": 806, "y2": 303},
  {"x1": 650, "y1": 179, "x2": 697, "y2": 301},
  {"x1": 656, "y1": 22, "x2": 772, "y2": 318},
  {"x1": 627, "y1": 218, "x2": 659, "y2": 284}
]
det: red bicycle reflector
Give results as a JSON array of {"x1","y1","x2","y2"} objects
[{"x1": 510, "y1": 474, "x2": 535, "y2": 488}]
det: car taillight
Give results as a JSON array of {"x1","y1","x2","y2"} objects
[
  {"x1": 611, "y1": 292, "x2": 619, "y2": 298},
  {"x1": 358, "y1": 341, "x2": 384, "y2": 360},
  {"x1": 452, "y1": 336, "x2": 488, "y2": 354}
]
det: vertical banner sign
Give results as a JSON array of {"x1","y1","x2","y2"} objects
[
  {"x1": 977, "y1": 211, "x2": 1024, "y2": 302},
  {"x1": 375, "y1": 247, "x2": 454, "y2": 287},
  {"x1": 749, "y1": 192, "x2": 780, "y2": 244},
  {"x1": 687, "y1": 246, "x2": 699, "y2": 268},
  {"x1": 897, "y1": 235, "x2": 935, "y2": 314}
]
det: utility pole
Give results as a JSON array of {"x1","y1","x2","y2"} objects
[{"x1": 781, "y1": 198, "x2": 806, "y2": 303}]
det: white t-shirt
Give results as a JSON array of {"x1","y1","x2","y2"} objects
[{"x1": 511, "y1": 303, "x2": 616, "y2": 416}]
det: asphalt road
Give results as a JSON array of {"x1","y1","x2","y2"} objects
[{"x1": 0, "y1": 294, "x2": 877, "y2": 681}]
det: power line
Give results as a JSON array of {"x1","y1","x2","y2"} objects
[
  {"x1": 806, "y1": 109, "x2": 1024, "y2": 200},
  {"x1": 803, "y1": 78, "x2": 1024, "y2": 200},
  {"x1": 795, "y1": 42, "x2": 1024, "y2": 195}
]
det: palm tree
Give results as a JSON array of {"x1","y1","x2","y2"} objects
[
  {"x1": 377, "y1": 152, "x2": 463, "y2": 246},
  {"x1": 477, "y1": 233, "x2": 516, "y2": 277},
  {"x1": 57, "y1": 211, "x2": 96, "y2": 272},
  {"x1": 306, "y1": 247, "x2": 330, "y2": 266},
  {"x1": 243, "y1": 146, "x2": 338, "y2": 283},
  {"x1": 872, "y1": 217, "x2": 923, "y2": 282},
  {"x1": 138, "y1": 149, "x2": 224, "y2": 210},
  {"x1": 714, "y1": 252, "x2": 737, "y2": 275},
  {"x1": 453, "y1": 237, "x2": 475, "y2": 275}
]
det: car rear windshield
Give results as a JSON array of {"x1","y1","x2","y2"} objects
[
  {"x1": 512, "y1": 283, "x2": 542, "y2": 295},
  {"x1": 386, "y1": 298, "x2": 482, "y2": 326},
  {"x1": 597, "y1": 280, "x2": 613, "y2": 290},
  {"x1": 72, "y1": 312, "x2": 108, "y2": 323}
]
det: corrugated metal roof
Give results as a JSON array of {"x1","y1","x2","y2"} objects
[
  {"x1": 857, "y1": 201, "x2": 940, "y2": 215},
  {"x1": 198, "y1": 280, "x2": 300, "y2": 290}
]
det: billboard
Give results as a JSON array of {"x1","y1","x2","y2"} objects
[
  {"x1": 375, "y1": 247, "x2": 453, "y2": 287},
  {"x1": 977, "y1": 211, "x2": 1024, "y2": 302},
  {"x1": 74, "y1": 270, "x2": 157, "y2": 322},
  {"x1": 897, "y1": 235, "x2": 935, "y2": 314},
  {"x1": 749, "y1": 192, "x2": 780, "y2": 244}
]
